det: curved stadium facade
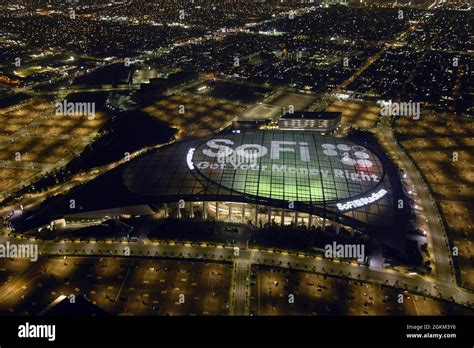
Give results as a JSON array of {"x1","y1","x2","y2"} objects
[{"x1": 23, "y1": 131, "x2": 408, "y2": 252}]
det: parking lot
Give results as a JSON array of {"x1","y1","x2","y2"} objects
[
  {"x1": 0, "y1": 168, "x2": 40, "y2": 193},
  {"x1": 0, "y1": 97, "x2": 52, "y2": 136},
  {"x1": 249, "y1": 266, "x2": 473, "y2": 315},
  {"x1": 143, "y1": 94, "x2": 244, "y2": 138},
  {"x1": 440, "y1": 200, "x2": 474, "y2": 290},
  {"x1": 0, "y1": 95, "x2": 108, "y2": 196},
  {"x1": 0, "y1": 137, "x2": 82, "y2": 164},
  {"x1": 32, "y1": 111, "x2": 107, "y2": 138},
  {"x1": 395, "y1": 114, "x2": 474, "y2": 138},
  {"x1": 401, "y1": 137, "x2": 473, "y2": 200},
  {"x1": 394, "y1": 113, "x2": 474, "y2": 291},
  {"x1": 0, "y1": 256, "x2": 232, "y2": 316},
  {"x1": 325, "y1": 100, "x2": 380, "y2": 130}
]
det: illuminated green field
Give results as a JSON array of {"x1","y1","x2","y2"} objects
[{"x1": 193, "y1": 131, "x2": 384, "y2": 204}]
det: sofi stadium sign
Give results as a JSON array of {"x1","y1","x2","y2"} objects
[
  {"x1": 189, "y1": 138, "x2": 382, "y2": 183},
  {"x1": 336, "y1": 189, "x2": 388, "y2": 211}
]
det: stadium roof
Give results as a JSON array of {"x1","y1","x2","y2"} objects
[
  {"x1": 124, "y1": 131, "x2": 384, "y2": 204},
  {"x1": 22, "y1": 131, "x2": 407, "y2": 252},
  {"x1": 280, "y1": 111, "x2": 341, "y2": 120}
]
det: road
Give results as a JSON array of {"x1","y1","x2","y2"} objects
[
  {"x1": 229, "y1": 258, "x2": 250, "y2": 315},
  {"x1": 376, "y1": 118, "x2": 455, "y2": 286},
  {"x1": 0, "y1": 235, "x2": 471, "y2": 310},
  {"x1": 0, "y1": 5, "x2": 469, "y2": 315}
]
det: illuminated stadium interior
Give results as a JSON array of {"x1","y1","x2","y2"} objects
[{"x1": 190, "y1": 132, "x2": 385, "y2": 204}]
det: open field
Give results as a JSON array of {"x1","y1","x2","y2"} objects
[
  {"x1": 143, "y1": 94, "x2": 244, "y2": 138},
  {"x1": 269, "y1": 92, "x2": 316, "y2": 112},
  {"x1": 0, "y1": 256, "x2": 232, "y2": 316},
  {"x1": 250, "y1": 266, "x2": 473, "y2": 316},
  {"x1": 237, "y1": 103, "x2": 282, "y2": 121},
  {"x1": 13, "y1": 65, "x2": 55, "y2": 78},
  {"x1": 186, "y1": 80, "x2": 272, "y2": 105}
]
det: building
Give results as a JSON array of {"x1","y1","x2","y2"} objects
[
  {"x1": 17, "y1": 131, "x2": 407, "y2": 254},
  {"x1": 233, "y1": 103, "x2": 282, "y2": 131},
  {"x1": 278, "y1": 112, "x2": 341, "y2": 132}
]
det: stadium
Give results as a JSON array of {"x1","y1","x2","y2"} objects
[{"x1": 17, "y1": 131, "x2": 408, "y2": 253}]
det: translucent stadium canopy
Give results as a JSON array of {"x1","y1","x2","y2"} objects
[{"x1": 191, "y1": 131, "x2": 385, "y2": 205}]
